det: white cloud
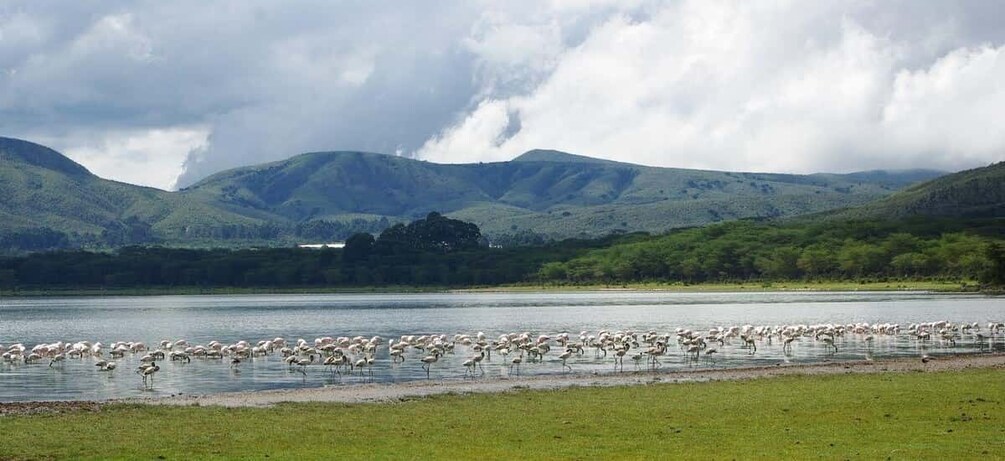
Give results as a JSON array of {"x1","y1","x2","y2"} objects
[
  {"x1": 419, "y1": 1, "x2": 1005, "y2": 173},
  {"x1": 1, "y1": 0, "x2": 1004, "y2": 190},
  {"x1": 880, "y1": 44, "x2": 1005, "y2": 166},
  {"x1": 42, "y1": 127, "x2": 209, "y2": 190}
]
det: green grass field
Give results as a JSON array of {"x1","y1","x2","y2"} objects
[{"x1": 1, "y1": 369, "x2": 1002, "y2": 460}]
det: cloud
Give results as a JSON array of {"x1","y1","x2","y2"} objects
[
  {"x1": 34, "y1": 127, "x2": 209, "y2": 190},
  {"x1": 1, "y1": 1, "x2": 1003, "y2": 190},
  {"x1": 418, "y1": 1, "x2": 1005, "y2": 173},
  {"x1": 880, "y1": 44, "x2": 1005, "y2": 167}
]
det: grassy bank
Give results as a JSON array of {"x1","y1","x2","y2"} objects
[
  {"x1": 0, "y1": 285, "x2": 444, "y2": 297},
  {"x1": 0, "y1": 279, "x2": 980, "y2": 298},
  {"x1": 478, "y1": 279, "x2": 978, "y2": 293},
  {"x1": 1, "y1": 369, "x2": 1002, "y2": 459}
]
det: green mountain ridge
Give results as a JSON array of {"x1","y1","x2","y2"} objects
[
  {"x1": 186, "y1": 149, "x2": 945, "y2": 238},
  {"x1": 0, "y1": 136, "x2": 951, "y2": 252},
  {"x1": 827, "y1": 161, "x2": 1005, "y2": 220}
]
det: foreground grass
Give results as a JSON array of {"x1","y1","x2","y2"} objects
[{"x1": 1, "y1": 369, "x2": 1002, "y2": 460}]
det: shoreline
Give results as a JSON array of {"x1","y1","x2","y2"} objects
[
  {"x1": 96, "y1": 353, "x2": 1005, "y2": 409},
  {"x1": 0, "y1": 280, "x2": 984, "y2": 298},
  {"x1": 2, "y1": 354, "x2": 1001, "y2": 415},
  {"x1": 141, "y1": 353, "x2": 1005, "y2": 408}
]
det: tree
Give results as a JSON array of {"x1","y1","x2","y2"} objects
[
  {"x1": 343, "y1": 233, "x2": 375, "y2": 262},
  {"x1": 890, "y1": 253, "x2": 931, "y2": 276},
  {"x1": 538, "y1": 262, "x2": 568, "y2": 281},
  {"x1": 376, "y1": 212, "x2": 482, "y2": 253},
  {"x1": 755, "y1": 247, "x2": 801, "y2": 279},
  {"x1": 797, "y1": 246, "x2": 837, "y2": 277},
  {"x1": 979, "y1": 242, "x2": 1005, "y2": 286},
  {"x1": 837, "y1": 242, "x2": 887, "y2": 277}
]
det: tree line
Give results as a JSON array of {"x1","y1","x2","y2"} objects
[
  {"x1": 0, "y1": 217, "x2": 398, "y2": 254},
  {"x1": 1, "y1": 215, "x2": 1002, "y2": 291},
  {"x1": 536, "y1": 218, "x2": 1005, "y2": 286},
  {"x1": 0, "y1": 213, "x2": 620, "y2": 290}
]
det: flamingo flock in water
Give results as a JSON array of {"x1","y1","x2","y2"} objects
[{"x1": 1, "y1": 320, "x2": 1001, "y2": 390}]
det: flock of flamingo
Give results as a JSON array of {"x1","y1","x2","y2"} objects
[{"x1": 1, "y1": 320, "x2": 1002, "y2": 390}]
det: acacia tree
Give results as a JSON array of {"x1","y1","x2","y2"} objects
[{"x1": 376, "y1": 212, "x2": 482, "y2": 253}]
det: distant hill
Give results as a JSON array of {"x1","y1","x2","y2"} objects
[
  {"x1": 0, "y1": 137, "x2": 169, "y2": 244},
  {"x1": 0, "y1": 136, "x2": 947, "y2": 251},
  {"x1": 185, "y1": 148, "x2": 943, "y2": 239},
  {"x1": 0, "y1": 138, "x2": 270, "y2": 250},
  {"x1": 828, "y1": 161, "x2": 1005, "y2": 220}
]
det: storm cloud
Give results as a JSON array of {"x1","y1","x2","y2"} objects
[{"x1": 1, "y1": 1, "x2": 1003, "y2": 190}]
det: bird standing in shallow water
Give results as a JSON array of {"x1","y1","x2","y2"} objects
[
  {"x1": 420, "y1": 351, "x2": 440, "y2": 379},
  {"x1": 139, "y1": 362, "x2": 160, "y2": 389},
  {"x1": 510, "y1": 355, "x2": 522, "y2": 375}
]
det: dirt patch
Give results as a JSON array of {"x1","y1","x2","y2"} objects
[
  {"x1": 0, "y1": 400, "x2": 103, "y2": 417},
  {"x1": 134, "y1": 353, "x2": 1004, "y2": 408}
]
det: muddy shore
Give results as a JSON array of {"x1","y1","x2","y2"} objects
[
  {"x1": 144, "y1": 353, "x2": 1005, "y2": 407},
  {"x1": 2, "y1": 353, "x2": 1000, "y2": 415}
]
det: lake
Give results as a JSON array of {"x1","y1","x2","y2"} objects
[{"x1": 0, "y1": 291, "x2": 1001, "y2": 401}]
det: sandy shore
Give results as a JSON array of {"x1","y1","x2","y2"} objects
[{"x1": 142, "y1": 353, "x2": 1004, "y2": 408}]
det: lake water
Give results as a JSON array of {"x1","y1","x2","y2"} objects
[{"x1": 0, "y1": 291, "x2": 1001, "y2": 402}]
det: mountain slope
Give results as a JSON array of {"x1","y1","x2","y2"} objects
[
  {"x1": 0, "y1": 136, "x2": 950, "y2": 251},
  {"x1": 185, "y1": 149, "x2": 945, "y2": 238},
  {"x1": 829, "y1": 161, "x2": 1005, "y2": 220},
  {"x1": 0, "y1": 137, "x2": 158, "y2": 235},
  {"x1": 0, "y1": 137, "x2": 271, "y2": 250}
]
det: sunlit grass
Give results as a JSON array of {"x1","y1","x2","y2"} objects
[{"x1": 1, "y1": 369, "x2": 1001, "y2": 459}]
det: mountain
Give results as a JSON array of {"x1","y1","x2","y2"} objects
[
  {"x1": 828, "y1": 161, "x2": 1005, "y2": 220},
  {"x1": 0, "y1": 137, "x2": 167, "y2": 241},
  {"x1": 0, "y1": 137, "x2": 270, "y2": 250},
  {"x1": 0, "y1": 136, "x2": 947, "y2": 251},
  {"x1": 184, "y1": 148, "x2": 944, "y2": 239}
]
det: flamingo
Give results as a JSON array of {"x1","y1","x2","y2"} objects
[
  {"x1": 462, "y1": 356, "x2": 477, "y2": 377},
  {"x1": 558, "y1": 350, "x2": 573, "y2": 372},
  {"x1": 472, "y1": 351, "x2": 486, "y2": 374},
  {"x1": 510, "y1": 354, "x2": 523, "y2": 375},
  {"x1": 420, "y1": 351, "x2": 441, "y2": 379},
  {"x1": 139, "y1": 362, "x2": 160, "y2": 388},
  {"x1": 613, "y1": 347, "x2": 627, "y2": 372}
]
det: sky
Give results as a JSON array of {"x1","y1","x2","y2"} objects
[{"x1": 1, "y1": 1, "x2": 1004, "y2": 190}]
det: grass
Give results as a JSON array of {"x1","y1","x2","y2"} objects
[
  {"x1": 1, "y1": 369, "x2": 1002, "y2": 459},
  {"x1": 0, "y1": 285, "x2": 444, "y2": 298},
  {"x1": 0, "y1": 279, "x2": 976, "y2": 298},
  {"x1": 465, "y1": 279, "x2": 977, "y2": 293}
]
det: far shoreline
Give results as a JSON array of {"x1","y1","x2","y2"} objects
[{"x1": 0, "y1": 280, "x2": 989, "y2": 298}]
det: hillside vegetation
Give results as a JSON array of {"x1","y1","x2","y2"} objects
[
  {"x1": 535, "y1": 218, "x2": 1004, "y2": 286},
  {"x1": 188, "y1": 148, "x2": 939, "y2": 241},
  {"x1": 532, "y1": 160, "x2": 1005, "y2": 286},
  {"x1": 0, "y1": 137, "x2": 942, "y2": 252},
  {"x1": 2, "y1": 212, "x2": 1001, "y2": 291},
  {"x1": 830, "y1": 161, "x2": 1005, "y2": 220}
]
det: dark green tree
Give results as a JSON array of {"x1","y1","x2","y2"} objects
[
  {"x1": 343, "y1": 233, "x2": 375, "y2": 262},
  {"x1": 980, "y1": 242, "x2": 1005, "y2": 286}
]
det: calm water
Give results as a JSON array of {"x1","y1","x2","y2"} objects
[{"x1": 0, "y1": 291, "x2": 1001, "y2": 401}]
